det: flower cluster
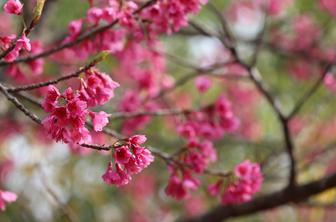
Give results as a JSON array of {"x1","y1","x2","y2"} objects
[
  {"x1": 42, "y1": 68, "x2": 119, "y2": 145},
  {"x1": 114, "y1": 40, "x2": 173, "y2": 135},
  {"x1": 208, "y1": 160, "x2": 263, "y2": 205},
  {"x1": 2, "y1": 33, "x2": 31, "y2": 62},
  {"x1": 164, "y1": 95, "x2": 239, "y2": 199},
  {"x1": 102, "y1": 135, "x2": 154, "y2": 186},
  {"x1": 178, "y1": 95, "x2": 240, "y2": 140},
  {"x1": 141, "y1": 0, "x2": 208, "y2": 35}
]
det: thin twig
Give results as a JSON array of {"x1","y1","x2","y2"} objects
[
  {"x1": 288, "y1": 63, "x2": 333, "y2": 119},
  {"x1": 0, "y1": 83, "x2": 42, "y2": 124},
  {"x1": 7, "y1": 59, "x2": 97, "y2": 93}
]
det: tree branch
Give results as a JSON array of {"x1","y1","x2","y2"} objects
[{"x1": 178, "y1": 172, "x2": 336, "y2": 222}]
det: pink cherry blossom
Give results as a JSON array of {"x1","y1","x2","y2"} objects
[
  {"x1": 165, "y1": 171, "x2": 200, "y2": 200},
  {"x1": 16, "y1": 33, "x2": 31, "y2": 51},
  {"x1": 128, "y1": 135, "x2": 147, "y2": 145},
  {"x1": 80, "y1": 68, "x2": 120, "y2": 107},
  {"x1": 195, "y1": 76, "x2": 211, "y2": 93},
  {"x1": 114, "y1": 145, "x2": 133, "y2": 164},
  {"x1": 3, "y1": 0, "x2": 23, "y2": 15},
  {"x1": 102, "y1": 135, "x2": 154, "y2": 186},
  {"x1": 0, "y1": 190, "x2": 17, "y2": 211},
  {"x1": 89, "y1": 111, "x2": 110, "y2": 132},
  {"x1": 68, "y1": 19, "x2": 83, "y2": 38},
  {"x1": 102, "y1": 162, "x2": 131, "y2": 186},
  {"x1": 208, "y1": 180, "x2": 223, "y2": 196},
  {"x1": 0, "y1": 34, "x2": 16, "y2": 50}
]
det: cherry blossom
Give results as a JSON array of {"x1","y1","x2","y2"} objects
[
  {"x1": 3, "y1": 0, "x2": 23, "y2": 15},
  {"x1": 0, "y1": 190, "x2": 17, "y2": 211}
]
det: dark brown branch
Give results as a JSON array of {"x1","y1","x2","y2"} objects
[
  {"x1": 179, "y1": 172, "x2": 336, "y2": 222},
  {"x1": 280, "y1": 118, "x2": 296, "y2": 187}
]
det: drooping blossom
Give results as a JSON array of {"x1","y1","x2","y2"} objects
[
  {"x1": 165, "y1": 170, "x2": 200, "y2": 200},
  {"x1": 89, "y1": 111, "x2": 110, "y2": 132},
  {"x1": 102, "y1": 135, "x2": 154, "y2": 186}
]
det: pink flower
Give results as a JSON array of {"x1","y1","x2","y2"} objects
[
  {"x1": 124, "y1": 156, "x2": 142, "y2": 174},
  {"x1": 114, "y1": 145, "x2": 132, "y2": 164},
  {"x1": 165, "y1": 171, "x2": 200, "y2": 200},
  {"x1": 42, "y1": 85, "x2": 61, "y2": 112},
  {"x1": 324, "y1": 73, "x2": 336, "y2": 92},
  {"x1": 208, "y1": 180, "x2": 223, "y2": 196},
  {"x1": 0, "y1": 34, "x2": 16, "y2": 50},
  {"x1": 16, "y1": 33, "x2": 31, "y2": 51},
  {"x1": 0, "y1": 190, "x2": 17, "y2": 211},
  {"x1": 133, "y1": 146, "x2": 154, "y2": 169},
  {"x1": 4, "y1": 48, "x2": 19, "y2": 62},
  {"x1": 89, "y1": 111, "x2": 110, "y2": 132},
  {"x1": 87, "y1": 7, "x2": 103, "y2": 24},
  {"x1": 102, "y1": 162, "x2": 131, "y2": 186},
  {"x1": 195, "y1": 76, "x2": 211, "y2": 93},
  {"x1": 128, "y1": 134, "x2": 147, "y2": 145},
  {"x1": 165, "y1": 175, "x2": 188, "y2": 200},
  {"x1": 68, "y1": 19, "x2": 82, "y2": 38},
  {"x1": 3, "y1": 0, "x2": 23, "y2": 15},
  {"x1": 80, "y1": 69, "x2": 120, "y2": 107}
]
